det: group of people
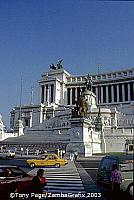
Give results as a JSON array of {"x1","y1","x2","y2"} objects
[
  {"x1": 30, "y1": 160, "x2": 123, "y2": 199},
  {"x1": 70, "y1": 151, "x2": 78, "y2": 161},
  {"x1": 3, "y1": 158, "x2": 123, "y2": 199}
]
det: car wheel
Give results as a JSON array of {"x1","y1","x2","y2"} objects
[
  {"x1": 30, "y1": 162, "x2": 35, "y2": 168},
  {"x1": 55, "y1": 163, "x2": 60, "y2": 168},
  {"x1": 127, "y1": 183, "x2": 133, "y2": 197}
]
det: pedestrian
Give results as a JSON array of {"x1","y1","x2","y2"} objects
[
  {"x1": 30, "y1": 169, "x2": 47, "y2": 194},
  {"x1": 20, "y1": 147, "x2": 23, "y2": 156},
  {"x1": 110, "y1": 164, "x2": 122, "y2": 198},
  {"x1": 74, "y1": 152, "x2": 78, "y2": 161},
  {"x1": 36, "y1": 149, "x2": 39, "y2": 156},
  {"x1": 3, "y1": 168, "x2": 12, "y2": 177},
  {"x1": 59, "y1": 150, "x2": 63, "y2": 158},
  {"x1": 26, "y1": 148, "x2": 29, "y2": 155},
  {"x1": 62, "y1": 150, "x2": 65, "y2": 158},
  {"x1": 70, "y1": 152, "x2": 74, "y2": 161}
]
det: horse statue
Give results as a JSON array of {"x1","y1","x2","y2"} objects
[{"x1": 72, "y1": 95, "x2": 88, "y2": 118}]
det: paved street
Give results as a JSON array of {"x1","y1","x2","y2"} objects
[
  {"x1": 76, "y1": 158, "x2": 100, "y2": 184},
  {"x1": 26, "y1": 159, "x2": 105, "y2": 199},
  {"x1": 0, "y1": 156, "x2": 105, "y2": 199},
  {"x1": 0, "y1": 156, "x2": 131, "y2": 199}
]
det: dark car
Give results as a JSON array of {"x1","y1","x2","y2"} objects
[
  {"x1": 0, "y1": 165, "x2": 46, "y2": 197},
  {"x1": 97, "y1": 154, "x2": 133, "y2": 198}
]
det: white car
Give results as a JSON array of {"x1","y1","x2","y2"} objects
[{"x1": 6, "y1": 150, "x2": 15, "y2": 159}]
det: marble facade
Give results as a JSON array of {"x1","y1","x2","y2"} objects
[{"x1": 0, "y1": 65, "x2": 134, "y2": 156}]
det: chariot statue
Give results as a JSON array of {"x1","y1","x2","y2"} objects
[
  {"x1": 56, "y1": 59, "x2": 63, "y2": 69},
  {"x1": 50, "y1": 59, "x2": 63, "y2": 70},
  {"x1": 50, "y1": 63, "x2": 56, "y2": 70}
]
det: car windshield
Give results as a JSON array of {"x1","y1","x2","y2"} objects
[
  {"x1": 10, "y1": 167, "x2": 27, "y2": 177},
  {"x1": 41, "y1": 154, "x2": 58, "y2": 160},
  {"x1": 41, "y1": 155, "x2": 48, "y2": 159},
  {"x1": 119, "y1": 160, "x2": 133, "y2": 172},
  {"x1": 0, "y1": 167, "x2": 26, "y2": 177}
]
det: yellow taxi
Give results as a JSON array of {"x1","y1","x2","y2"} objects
[{"x1": 27, "y1": 153, "x2": 68, "y2": 168}]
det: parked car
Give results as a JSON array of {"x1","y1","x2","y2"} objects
[
  {"x1": 0, "y1": 150, "x2": 15, "y2": 160},
  {"x1": 6, "y1": 150, "x2": 15, "y2": 159},
  {"x1": 0, "y1": 165, "x2": 46, "y2": 195},
  {"x1": 27, "y1": 153, "x2": 68, "y2": 168},
  {"x1": 97, "y1": 154, "x2": 133, "y2": 198}
]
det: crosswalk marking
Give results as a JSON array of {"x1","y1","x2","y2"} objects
[
  {"x1": 48, "y1": 182, "x2": 83, "y2": 186},
  {"x1": 28, "y1": 161, "x2": 86, "y2": 194}
]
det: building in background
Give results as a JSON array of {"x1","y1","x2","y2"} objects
[
  {"x1": 10, "y1": 64, "x2": 134, "y2": 129},
  {"x1": 0, "y1": 62, "x2": 133, "y2": 156}
]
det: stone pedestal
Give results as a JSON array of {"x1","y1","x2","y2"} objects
[
  {"x1": 67, "y1": 117, "x2": 93, "y2": 157},
  {"x1": 14, "y1": 119, "x2": 24, "y2": 136},
  {"x1": 83, "y1": 90, "x2": 97, "y2": 110}
]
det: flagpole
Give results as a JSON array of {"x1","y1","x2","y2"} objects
[
  {"x1": 19, "y1": 77, "x2": 23, "y2": 120},
  {"x1": 30, "y1": 86, "x2": 34, "y2": 105}
]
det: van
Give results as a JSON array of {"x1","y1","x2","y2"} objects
[{"x1": 97, "y1": 154, "x2": 133, "y2": 198}]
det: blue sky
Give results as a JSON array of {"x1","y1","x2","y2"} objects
[{"x1": 0, "y1": 0, "x2": 134, "y2": 126}]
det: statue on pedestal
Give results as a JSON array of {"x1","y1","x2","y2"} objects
[
  {"x1": 72, "y1": 95, "x2": 88, "y2": 118},
  {"x1": 94, "y1": 108, "x2": 103, "y2": 131},
  {"x1": 85, "y1": 74, "x2": 92, "y2": 91}
]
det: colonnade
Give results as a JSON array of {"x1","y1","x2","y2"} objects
[
  {"x1": 67, "y1": 81, "x2": 134, "y2": 105},
  {"x1": 41, "y1": 84, "x2": 54, "y2": 104}
]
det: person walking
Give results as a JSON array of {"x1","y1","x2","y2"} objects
[
  {"x1": 70, "y1": 152, "x2": 74, "y2": 161},
  {"x1": 30, "y1": 169, "x2": 47, "y2": 194},
  {"x1": 110, "y1": 164, "x2": 122, "y2": 198},
  {"x1": 74, "y1": 152, "x2": 78, "y2": 161}
]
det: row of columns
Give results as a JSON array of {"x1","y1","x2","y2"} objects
[
  {"x1": 97, "y1": 82, "x2": 133, "y2": 104},
  {"x1": 67, "y1": 82, "x2": 134, "y2": 105},
  {"x1": 41, "y1": 84, "x2": 54, "y2": 105}
]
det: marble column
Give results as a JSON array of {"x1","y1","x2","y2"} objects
[
  {"x1": 117, "y1": 84, "x2": 119, "y2": 102},
  {"x1": 128, "y1": 82, "x2": 130, "y2": 101},
  {"x1": 75, "y1": 87, "x2": 77, "y2": 102},
  {"x1": 96, "y1": 87, "x2": 98, "y2": 104},
  {"x1": 70, "y1": 88, "x2": 72, "y2": 105},
  {"x1": 101, "y1": 86, "x2": 103, "y2": 103},
  {"x1": 40, "y1": 86, "x2": 42, "y2": 103},
  {"x1": 54, "y1": 83, "x2": 57, "y2": 104},
  {"x1": 132, "y1": 82, "x2": 134, "y2": 100},
  {"x1": 41, "y1": 85, "x2": 45, "y2": 103},
  {"x1": 122, "y1": 83, "x2": 125, "y2": 102},
  {"x1": 29, "y1": 112, "x2": 33, "y2": 127},
  {"x1": 44, "y1": 85, "x2": 46, "y2": 104},
  {"x1": 47, "y1": 85, "x2": 50, "y2": 105},
  {"x1": 106, "y1": 85, "x2": 109, "y2": 103},
  {"x1": 50, "y1": 84, "x2": 54, "y2": 103},
  {"x1": 111, "y1": 85, "x2": 114, "y2": 103}
]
